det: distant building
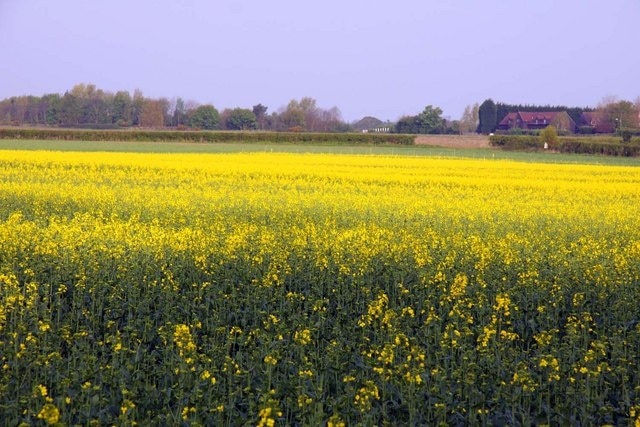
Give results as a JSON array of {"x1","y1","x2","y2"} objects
[
  {"x1": 497, "y1": 111, "x2": 576, "y2": 133},
  {"x1": 353, "y1": 116, "x2": 383, "y2": 132},
  {"x1": 577, "y1": 111, "x2": 614, "y2": 134},
  {"x1": 362, "y1": 127, "x2": 391, "y2": 133}
]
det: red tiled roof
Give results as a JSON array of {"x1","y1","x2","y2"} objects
[
  {"x1": 517, "y1": 112, "x2": 560, "y2": 122},
  {"x1": 580, "y1": 111, "x2": 604, "y2": 124},
  {"x1": 499, "y1": 111, "x2": 559, "y2": 126},
  {"x1": 498, "y1": 111, "x2": 576, "y2": 131},
  {"x1": 498, "y1": 112, "x2": 519, "y2": 125}
]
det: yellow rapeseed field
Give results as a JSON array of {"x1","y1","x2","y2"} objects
[{"x1": 0, "y1": 149, "x2": 639, "y2": 425}]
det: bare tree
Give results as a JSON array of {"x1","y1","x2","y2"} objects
[
  {"x1": 299, "y1": 97, "x2": 319, "y2": 131},
  {"x1": 319, "y1": 106, "x2": 344, "y2": 132},
  {"x1": 459, "y1": 103, "x2": 479, "y2": 133},
  {"x1": 131, "y1": 89, "x2": 145, "y2": 126},
  {"x1": 277, "y1": 97, "x2": 346, "y2": 132},
  {"x1": 279, "y1": 99, "x2": 306, "y2": 130},
  {"x1": 112, "y1": 91, "x2": 133, "y2": 126},
  {"x1": 12, "y1": 97, "x2": 29, "y2": 124},
  {"x1": 139, "y1": 99, "x2": 166, "y2": 128},
  {"x1": 85, "y1": 89, "x2": 112, "y2": 124},
  {"x1": 597, "y1": 95, "x2": 618, "y2": 109},
  {"x1": 218, "y1": 108, "x2": 232, "y2": 130},
  {"x1": 599, "y1": 98, "x2": 638, "y2": 130}
]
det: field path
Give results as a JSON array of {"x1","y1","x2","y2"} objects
[{"x1": 414, "y1": 134, "x2": 490, "y2": 148}]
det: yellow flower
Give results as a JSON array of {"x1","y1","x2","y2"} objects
[
  {"x1": 264, "y1": 355, "x2": 278, "y2": 366},
  {"x1": 173, "y1": 324, "x2": 197, "y2": 356},
  {"x1": 181, "y1": 406, "x2": 196, "y2": 421},
  {"x1": 297, "y1": 394, "x2": 313, "y2": 408},
  {"x1": 354, "y1": 380, "x2": 379, "y2": 412},
  {"x1": 327, "y1": 414, "x2": 346, "y2": 427},
  {"x1": 538, "y1": 355, "x2": 560, "y2": 381},
  {"x1": 450, "y1": 273, "x2": 468, "y2": 298},
  {"x1": 298, "y1": 369, "x2": 314, "y2": 378},
  {"x1": 401, "y1": 306, "x2": 415, "y2": 318},
  {"x1": 494, "y1": 293, "x2": 512, "y2": 316},
  {"x1": 35, "y1": 384, "x2": 48, "y2": 397},
  {"x1": 533, "y1": 330, "x2": 555, "y2": 347},
  {"x1": 257, "y1": 406, "x2": 282, "y2": 427},
  {"x1": 37, "y1": 403, "x2": 60, "y2": 425},
  {"x1": 293, "y1": 328, "x2": 312, "y2": 346},
  {"x1": 120, "y1": 398, "x2": 136, "y2": 415}
]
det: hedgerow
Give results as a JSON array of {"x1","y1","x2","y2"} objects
[
  {"x1": 490, "y1": 134, "x2": 640, "y2": 156},
  {"x1": 0, "y1": 128, "x2": 415, "y2": 145}
]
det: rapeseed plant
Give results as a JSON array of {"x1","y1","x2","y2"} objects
[
  {"x1": 36, "y1": 403, "x2": 60, "y2": 425},
  {"x1": 0, "y1": 149, "x2": 638, "y2": 425}
]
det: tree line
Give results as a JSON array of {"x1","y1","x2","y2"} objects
[
  {"x1": 0, "y1": 84, "x2": 349, "y2": 133},
  {"x1": 0, "y1": 83, "x2": 475, "y2": 135},
  {"x1": 1, "y1": 83, "x2": 637, "y2": 135}
]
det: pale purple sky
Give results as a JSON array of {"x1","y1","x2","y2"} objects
[{"x1": 1, "y1": 0, "x2": 638, "y2": 122}]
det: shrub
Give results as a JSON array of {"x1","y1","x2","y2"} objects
[{"x1": 539, "y1": 126, "x2": 559, "y2": 148}]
